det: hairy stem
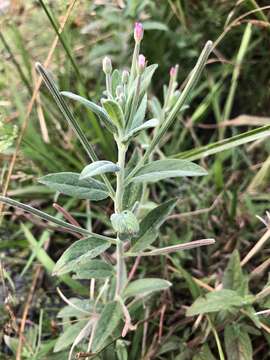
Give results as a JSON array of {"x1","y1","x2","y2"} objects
[
  {"x1": 115, "y1": 141, "x2": 127, "y2": 297},
  {"x1": 129, "y1": 42, "x2": 140, "y2": 86}
]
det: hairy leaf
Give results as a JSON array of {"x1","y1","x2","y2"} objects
[
  {"x1": 132, "y1": 93, "x2": 148, "y2": 129},
  {"x1": 80, "y1": 161, "x2": 120, "y2": 180},
  {"x1": 123, "y1": 119, "x2": 159, "y2": 142},
  {"x1": 54, "y1": 321, "x2": 87, "y2": 352},
  {"x1": 102, "y1": 98, "x2": 125, "y2": 129},
  {"x1": 61, "y1": 91, "x2": 117, "y2": 133},
  {"x1": 92, "y1": 301, "x2": 122, "y2": 352},
  {"x1": 130, "y1": 199, "x2": 177, "y2": 252},
  {"x1": 73, "y1": 260, "x2": 114, "y2": 279},
  {"x1": 192, "y1": 345, "x2": 216, "y2": 360},
  {"x1": 57, "y1": 298, "x2": 93, "y2": 318},
  {"x1": 224, "y1": 324, "x2": 253, "y2": 360},
  {"x1": 38, "y1": 172, "x2": 109, "y2": 201},
  {"x1": 111, "y1": 69, "x2": 121, "y2": 97},
  {"x1": 53, "y1": 237, "x2": 111, "y2": 276},
  {"x1": 186, "y1": 289, "x2": 254, "y2": 316},
  {"x1": 223, "y1": 250, "x2": 248, "y2": 295},
  {"x1": 123, "y1": 278, "x2": 171, "y2": 299},
  {"x1": 130, "y1": 159, "x2": 207, "y2": 183}
]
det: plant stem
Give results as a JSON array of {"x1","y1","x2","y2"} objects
[
  {"x1": 129, "y1": 42, "x2": 140, "y2": 87},
  {"x1": 115, "y1": 142, "x2": 126, "y2": 213},
  {"x1": 127, "y1": 74, "x2": 141, "y2": 129},
  {"x1": 106, "y1": 73, "x2": 113, "y2": 98},
  {"x1": 115, "y1": 140, "x2": 127, "y2": 297},
  {"x1": 207, "y1": 315, "x2": 225, "y2": 360}
]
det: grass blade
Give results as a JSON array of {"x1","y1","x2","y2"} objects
[
  {"x1": 173, "y1": 125, "x2": 270, "y2": 161},
  {"x1": 38, "y1": 0, "x2": 82, "y2": 83},
  {"x1": 0, "y1": 195, "x2": 114, "y2": 242}
]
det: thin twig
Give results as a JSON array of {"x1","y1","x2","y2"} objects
[
  {"x1": 16, "y1": 266, "x2": 42, "y2": 360},
  {"x1": 53, "y1": 203, "x2": 81, "y2": 228}
]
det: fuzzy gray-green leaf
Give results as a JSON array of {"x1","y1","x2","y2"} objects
[
  {"x1": 61, "y1": 91, "x2": 117, "y2": 134},
  {"x1": 80, "y1": 161, "x2": 120, "y2": 180},
  {"x1": 186, "y1": 289, "x2": 254, "y2": 316},
  {"x1": 123, "y1": 278, "x2": 171, "y2": 299},
  {"x1": 123, "y1": 118, "x2": 159, "y2": 142},
  {"x1": 102, "y1": 98, "x2": 125, "y2": 129},
  {"x1": 54, "y1": 321, "x2": 87, "y2": 352},
  {"x1": 92, "y1": 301, "x2": 122, "y2": 353},
  {"x1": 53, "y1": 237, "x2": 111, "y2": 276},
  {"x1": 223, "y1": 249, "x2": 248, "y2": 296},
  {"x1": 130, "y1": 199, "x2": 177, "y2": 252},
  {"x1": 38, "y1": 172, "x2": 109, "y2": 201},
  {"x1": 130, "y1": 159, "x2": 207, "y2": 183},
  {"x1": 111, "y1": 69, "x2": 121, "y2": 96},
  {"x1": 73, "y1": 260, "x2": 114, "y2": 279},
  {"x1": 224, "y1": 324, "x2": 253, "y2": 360}
]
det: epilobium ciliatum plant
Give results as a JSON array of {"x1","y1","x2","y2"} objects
[{"x1": 0, "y1": 23, "x2": 215, "y2": 357}]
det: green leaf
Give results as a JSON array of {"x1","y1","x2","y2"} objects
[
  {"x1": 186, "y1": 289, "x2": 253, "y2": 316},
  {"x1": 130, "y1": 159, "x2": 207, "y2": 183},
  {"x1": 126, "y1": 65, "x2": 158, "y2": 120},
  {"x1": 123, "y1": 278, "x2": 171, "y2": 299},
  {"x1": 111, "y1": 210, "x2": 139, "y2": 237},
  {"x1": 130, "y1": 199, "x2": 177, "y2": 252},
  {"x1": 102, "y1": 98, "x2": 125, "y2": 129},
  {"x1": 111, "y1": 69, "x2": 121, "y2": 97},
  {"x1": 123, "y1": 119, "x2": 159, "y2": 142},
  {"x1": 224, "y1": 324, "x2": 253, "y2": 360},
  {"x1": 223, "y1": 250, "x2": 248, "y2": 295},
  {"x1": 132, "y1": 94, "x2": 147, "y2": 128},
  {"x1": 116, "y1": 339, "x2": 128, "y2": 360},
  {"x1": 53, "y1": 237, "x2": 111, "y2": 276},
  {"x1": 141, "y1": 64, "x2": 158, "y2": 94},
  {"x1": 92, "y1": 301, "x2": 122, "y2": 353},
  {"x1": 73, "y1": 260, "x2": 114, "y2": 279},
  {"x1": 57, "y1": 298, "x2": 93, "y2": 318},
  {"x1": 21, "y1": 224, "x2": 87, "y2": 295},
  {"x1": 80, "y1": 161, "x2": 120, "y2": 180},
  {"x1": 61, "y1": 91, "x2": 117, "y2": 134},
  {"x1": 192, "y1": 345, "x2": 216, "y2": 360},
  {"x1": 54, "y1": 321, "x2": 87, "y2": 352},
  {"x1": 38, "y1": 172, "x2": 109, "y2": 201}
]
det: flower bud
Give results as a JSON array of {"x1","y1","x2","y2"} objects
[
  {"x1": 138, "y1": 54, "x2": 146, "y2": 74},
  {"x1": 170, "y1": 66, "x2": 177, "y2": 78},
  {"x1": 122, "y1": 70, "x2": 129, "y2": 84},
  {"x1": 102, "y1": 56, "x2": 112, "y2": 74},
  {"x1": 116, "y1": 85, "x2": 123, "y2": 98},
  {"x1": 111, "y1": 210, "x2": 139, "y2": 239},
  {"x1": 134, "y1": 22, "x2": 144, "y2": 43}
]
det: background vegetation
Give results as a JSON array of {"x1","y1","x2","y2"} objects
[{"x1": 1, "y1": 0, "x2": 270, "y2": 359}]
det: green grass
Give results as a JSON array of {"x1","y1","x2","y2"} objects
[{"x1": 1, "y1": 1, "x2": 270, "y2": 359}]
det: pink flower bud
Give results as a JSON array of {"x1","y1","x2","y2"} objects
[
  {"x1": 138, "y1": 54, "x2": 146, "y2": 74},
  {"x1": 134, "y1": 22, "x2": 144, "y2": 43},
  {"x1": 170, "y1": 66, "x2": 177, "y2": 78}
]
